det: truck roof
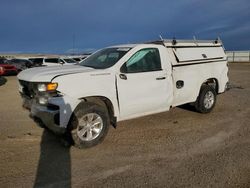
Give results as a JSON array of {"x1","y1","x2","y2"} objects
[
  {"x1": 111, "y1": 38, "x2": 223, "y2": 49},
  {"x1": 110, "y1": 44, "x2": 138, "y2": 48},
  {"x1": 148, "y1": 39, "x2": 223, "y2": 48}
]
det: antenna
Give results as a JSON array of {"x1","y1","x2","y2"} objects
[
  {"x1": 215, "y1": 36, "x2": 221, "y2": 44},
  {"x1": 158, "y1": 34, "x2": 167, "y2": 47},
  {"x1": 159, "y1": 35, "x2": 164, "y2": 41},
  {"x1": 193, "y1": 35, "x2": 198, "y2": 46},
  {"x1": 172, "y1": 36, "x2": 177, "y2": 45},
  {"x1": 216, "y1": 36, "x2": 225, "y2": 50}
]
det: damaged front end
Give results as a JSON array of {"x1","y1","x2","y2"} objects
[{"x1": 18, "y1": 80, "x2": 66, "y2": 134}]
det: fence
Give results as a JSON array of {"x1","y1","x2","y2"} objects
[{"x1": 226, "y1": 51, "x2": 250, "y2": 62}]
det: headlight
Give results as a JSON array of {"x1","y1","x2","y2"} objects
[
  {"x1": 37, "y1": 84, "x2": 46, "y2": 92},
  {"x1": 38, "y1": 96, "x2": 48, "y2": 105},
  {"x1": 37, "y1": 83, "x2": 58, "y2": 92}
]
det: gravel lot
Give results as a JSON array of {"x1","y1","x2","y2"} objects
[{"x1": 0, "y1": 63, "x2": 249, "y2": 188}]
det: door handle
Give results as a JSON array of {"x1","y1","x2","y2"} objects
[
  {"x1": 156, "y1": 77, "x2": 166, "y2": 80},
  {"x1": 119, "y1": 74, "x2": 127, "y2": 80}
]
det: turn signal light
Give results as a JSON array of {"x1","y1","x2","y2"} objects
[{"x1": 47, "y1": 83, "x2": 58, "y2": 91}]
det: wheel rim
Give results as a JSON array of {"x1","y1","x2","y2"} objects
[
  {"x1": 77, "y1": 113, "x2": 103, "y2": 141},
  {"x1": 204, "y1": 91, "x2": 214, "y2": 109}
]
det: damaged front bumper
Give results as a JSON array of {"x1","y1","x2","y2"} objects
[
  {"x1": 22, "y1": 95, "x2": 66, "y2": 134},
  {"x1": 30, "y1": 104, "x2": 66, "y2": 134},
  {"x1": 19, "y1": 80, "x2": 80, "y2": 134}
]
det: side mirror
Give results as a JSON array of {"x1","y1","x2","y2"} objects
[{"x1": 120, "y1": 63, "x2": 128, "y2": 73}]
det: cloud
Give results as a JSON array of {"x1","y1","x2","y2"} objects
[
  {"x1": 0, "y1": 0, "x2": 249, "y2": 52},
  {"x1": 223, "y1": 24, "x2": 250, "y2": 37}
]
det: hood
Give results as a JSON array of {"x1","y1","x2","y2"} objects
[{"x1": 17, "y1": 65, "x2": 95, "y2": 82}]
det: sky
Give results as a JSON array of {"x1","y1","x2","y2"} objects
[{"x1": 0, "y1": 0, "x2": 249, "y2": 54}]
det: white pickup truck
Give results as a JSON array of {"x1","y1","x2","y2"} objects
[{"x1": 18, "y1": 39, "x2": 229, "y2": 148}]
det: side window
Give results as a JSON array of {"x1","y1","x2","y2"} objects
[
  {"x1": 30, "y1": 58, "x2": 43, "y2": 64},
  {"x1": 45, "y1": 58, "x2": 59, "y2": 63},
  {"x1": 121, "y1": 48, "x2": 161, "y2": 73}
]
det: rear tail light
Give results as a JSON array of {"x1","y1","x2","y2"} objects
[{"x1": 0, "y1": 67, "x2": 4, "y2": 74}]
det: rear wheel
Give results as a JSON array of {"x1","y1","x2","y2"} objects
[
  {"x1": 195, "y1": 85, "x2": 216, "y2": 113},
  {"x1": 69, "y1": 102, "x2": 110, "y2": 148}
]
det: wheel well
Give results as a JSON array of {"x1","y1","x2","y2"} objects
[
  {"x1": 202, "y1": 78, "x2": 219, "y2": 93},
  {"x1": 81, "y1": 96, "x2": 117, "y2": 128}
]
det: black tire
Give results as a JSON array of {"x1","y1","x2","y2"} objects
[
  {"x1": 69, "y1": 102, "x2": 110, "y2": 148},
  {"x1": 195, "y1": 85, "x2": 217, "y2": 113}
]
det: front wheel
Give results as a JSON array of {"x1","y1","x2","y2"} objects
[
  {"x1": 195, "y1": 85, "x2": 217, "y2": 113},
  {"x1": 69, "y1": 102, "x2": 110, "y2": 148}
]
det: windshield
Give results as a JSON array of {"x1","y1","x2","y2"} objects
[
  {"x1": 80, "y1": 47, "x2": 131, "y2": 69},
  {"x1": 63, "y1": 58, "x2": 77, "y2": 63}
]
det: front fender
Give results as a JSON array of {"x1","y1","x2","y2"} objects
[{"x1": 48, "y1": 95, "x2": 80, "y2": 128}]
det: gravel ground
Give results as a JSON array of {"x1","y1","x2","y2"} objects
[{"x1": 0, "y1": 63, "x2": 249, "y2": 188}]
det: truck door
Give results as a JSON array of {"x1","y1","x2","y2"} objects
[{"x1": 117, "y1": 47, "x2": 173, "y2": 120}]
